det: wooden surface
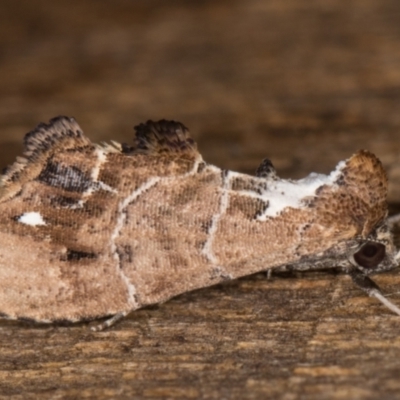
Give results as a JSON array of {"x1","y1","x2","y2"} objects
[{"x1": 0, "y1": 1, "x2": 400, "y2": 398}]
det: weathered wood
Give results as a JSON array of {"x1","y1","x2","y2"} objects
[{"x1": 1, "y1": 1, "x2": 400, "y2": 398}]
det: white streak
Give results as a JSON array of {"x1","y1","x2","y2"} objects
[
  {"x1": 91, "y1": 148, "x2": 107, "y2": 181},
  {"x1": 258, "y1": 174, "x2": 329, "y2": 218},
  {"x1": 110, "y1": 157, "x2": 203, "y2": 250},
  {"x1": 202, "y1": 171, "x2": 231, "y2": 265},
  {"x1": 74, "y1": 148, "x2": 118, "y2": 208},
  {"x1": 248, "y1": 161, "x2": 346, "y2": 220},
  {"x1": 18, "y1": 212, "x2": 47, "y2": 226},
  {"x1": 111, "y1": 177, "x2": 161, "y2": 248},
  {"x1": 90, "y1": 148, "x2": 118, "y2": 193},
  {"x1": 110, "y1": 177, "x2": 161, "y2": 307},
  {"x1": 204, "y1": 159, "x2": 346, "y2": 220},
  {"x1": 96, "y1": 181, "x2": 118, "y2": 194}
]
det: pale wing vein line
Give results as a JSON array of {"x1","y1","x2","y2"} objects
[
  {"x1": 201, "y1": 170, "x2": 231, "y2": 271},
  {"x1": 110, "y1": 157, "x2": 203, "y2": 307},
  {"x1": 111, "y1": 176, "x2": 161, "y2": 307}
]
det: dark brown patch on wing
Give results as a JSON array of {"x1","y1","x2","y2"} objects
[
  {"x1": 227, "y1": 195, "x2": 270, "y2": 220},
  {"x1": 230, "y1": 176, "x2": 267, "y2": 194},
  {"x1": 24, "y1": 117, "x2": 85, "y2": 155},
  {"x1": 49, "y1": 194, "x2": 82, "y2": 208},
  {"x1": 62, "y1": 250, "x2": 98, "y2": 262},
  {"x1": 255, "y1": 158, "x2": 277, "y2": 179},
  {"x1": 37, "y1": 159, "x2": 93, "y2": 193},
  {"x1": 116, "y1": 245, "x2": 133, "y2": 265},
  {"x1": 0, "y1": 116, "x2": 93, "y2": 202},
  {"x1": 132, "y1": 120, "x2": 197, "y2": 156},
  {"x1": 2, "y1": 117, "x2": 90, "y2": 183}
]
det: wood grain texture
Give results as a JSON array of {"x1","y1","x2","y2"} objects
[{"x1": 0, "y1": 1, "x2": 400, "y2": 398}]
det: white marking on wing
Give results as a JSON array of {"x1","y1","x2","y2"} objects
[
  {"x1": 112, "y1": 177, "x2": 161, "y2": 248},
  {"x1": 89, "y1": 147, "x2": 118, "y2": 194},
  {"x1": 201, "y1": 170, "x2": 231, "y2": 267},
  {"x1": 227, "y1": 161, "x2": 346, "y2": 220},
  {"x1": 110, "y1": 176, "x2": 161, "y2": 307},
  {"x1": 96, "y1": 181, "x2": 118, "y2": 194},
  {"x1": 18, "y1": 211, "x2": 47, "y2": 226},
  {"x1": 257, "y1": 172, "x2": 338, "y2": 219},
  {"x1": 69, "y1": 148, "x2": 117, "y2": 210},
  {"x1": 91, "y1": 147, "x2": 107, "y2": 181}
]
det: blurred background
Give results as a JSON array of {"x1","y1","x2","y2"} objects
[
  {"x1": 0, "y1": 0, "x2": 399, "y2": 194},
  {"x1": 1, "y1": 2, "x2": 400, "y2": 398}
]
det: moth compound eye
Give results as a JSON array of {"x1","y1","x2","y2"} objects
[{"x1": 353, "y1": 242, "x2": 386, "y2": 269}]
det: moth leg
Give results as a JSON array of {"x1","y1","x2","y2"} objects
[
  {"x1": 349, "y1": 269, "x2": 400, "y2": 316},
  {"x1": 90, "y1": 311, "x2": 129, "y2": 331}
]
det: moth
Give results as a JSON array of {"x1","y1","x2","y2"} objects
[{"x1": 0, "y1": 116, "x2": 399, "y2": 330}]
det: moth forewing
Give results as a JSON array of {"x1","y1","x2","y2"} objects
[{"x1": 0, "y1": 116, "x2": 399, "y2": 330}]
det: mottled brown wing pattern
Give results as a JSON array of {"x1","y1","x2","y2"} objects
[{"x1": 0, "y1": 116, "x2": 398, "y2": 329}]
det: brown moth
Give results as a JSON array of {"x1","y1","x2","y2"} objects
[{"x1": 0, "y1": 116, "x2": 399, "y2": 330}]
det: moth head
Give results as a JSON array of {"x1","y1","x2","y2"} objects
[
  {"x1": 322, "y1": 150, "x2": 397, "y2": 275},
  {"x1": 349, "y1": 225, "x2": 397, "y2": 274}
]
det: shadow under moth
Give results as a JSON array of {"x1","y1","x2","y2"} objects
[{"x1": 0, "y1": 116, "x2": 399, "y2": 330}]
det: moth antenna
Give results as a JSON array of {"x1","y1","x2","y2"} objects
[
  {"x1": 370, "y1": 290, "x2": 400, "y2": 317},
  {"x1": 350, "y1": 269, "x2": 400, "y2": 316}
]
